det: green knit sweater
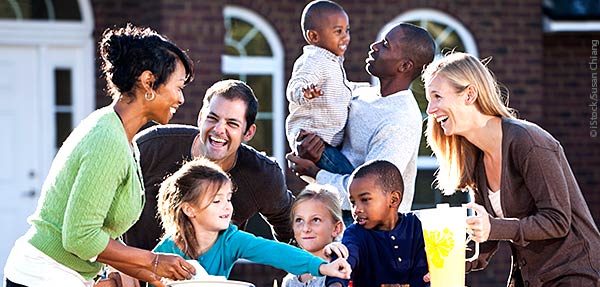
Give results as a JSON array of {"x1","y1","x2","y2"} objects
[{"x1": 25, "y1": 106, "x2": 145, "y2": 280}]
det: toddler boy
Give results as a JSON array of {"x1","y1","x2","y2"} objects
[{"x1": 286, "y1": 0, "x2": 365, "y2": 175}]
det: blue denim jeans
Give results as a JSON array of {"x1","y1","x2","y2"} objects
[
  {"x1": 5, "y1": 279, "x2": 27, "y2": 287},
  {"x1": 316, "y1": 144, "x2": 354, "y2": 175}
]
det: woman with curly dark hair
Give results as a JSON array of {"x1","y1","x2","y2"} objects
[{"x1": 3, "y1": 24, "x2": 195, "y2": 287}]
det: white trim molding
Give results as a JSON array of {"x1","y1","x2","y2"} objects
[
  {"x1": 0, "y1": 0, "x2": 94, "y2": 45},
  {"x1": 222, "y1": 6, "x2": 286, "y2": 168},
  {"x1": 543, "y1": 17, "x2": 600, "y2": 32},
  {"x1": 0, "y1": 0, "x2": 95, "y2": 179}
]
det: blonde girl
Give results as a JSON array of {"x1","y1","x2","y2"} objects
[{"x1": 282, "y1": 185, "x2": 346, "y2": 287}]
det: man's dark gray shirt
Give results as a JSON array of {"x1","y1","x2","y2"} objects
[{"x1": 123, "y1": 125, "x2": 294, "y2": 250}]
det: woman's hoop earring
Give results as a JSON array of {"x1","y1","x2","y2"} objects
[{"x1": 145, "y1": 91, "x2": 156, "y2": 101}]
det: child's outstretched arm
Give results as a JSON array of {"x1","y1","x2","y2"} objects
[{"x1": 318, "y1": 257, "x2": 351, "y2": 279}]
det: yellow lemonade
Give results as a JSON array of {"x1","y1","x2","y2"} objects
[
  {"x1": 422, "y1": 227, "x2": 466, "y2": 287},
  {"x1": 417, "y1": 204, "x2": 475, "y2": 287}
]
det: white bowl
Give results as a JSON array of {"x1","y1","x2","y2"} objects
[{"x1": 167, "y1": 279, "x2": 255, "y2": 287}]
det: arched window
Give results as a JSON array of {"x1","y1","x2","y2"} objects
[
  {"x1": 376, "y1": 9, "x2": 478, "y2": 208},
  {"x1": 222, "y1": 6, "x2": 285, "y2": 166}
]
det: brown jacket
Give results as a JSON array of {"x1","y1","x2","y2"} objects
[{"x1": 467, "y1": 118, "x2": 600, "y2": 287}]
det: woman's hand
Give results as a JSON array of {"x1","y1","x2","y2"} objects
[
  {"x1": 96, "y1": 241, "x2": 195, "y2": 284},
  {"x1": 93, "y1": 268, "x2": 143, "y2": 287},
  {"x1": 323, "y1": 242, "x2": 349, "y2": 260},
  {"x1": 464, "y1": 202, "x2": 491, "y2": 242},
  {"x1": 153, "y1": 253, "x2": 196, "y2": 281},
  {"x1": 318, "y1": 258, "x2": 352, "y2": 279}
]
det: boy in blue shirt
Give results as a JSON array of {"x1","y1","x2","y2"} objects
[{"x1": 326, "y1": 160, "x2": 430, "y2": 287}]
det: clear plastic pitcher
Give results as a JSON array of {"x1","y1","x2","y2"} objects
[{"x1": 416, "y1": 204, "x2": 479, "y2": 287}]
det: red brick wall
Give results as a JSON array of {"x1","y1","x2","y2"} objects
[
  {"x1": 543, "y1": 32, "x2": 600, "y2": 226},
  {"x1": 92, "y1": 0, "x2": 545, "y2": 128},
  {"x1": 92, "y1": 0, "x2": 162, "y2": 108}
]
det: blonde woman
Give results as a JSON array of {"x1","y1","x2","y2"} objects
[{"x1": 423, "y1": 52, "x2": 600, "y2": 286}]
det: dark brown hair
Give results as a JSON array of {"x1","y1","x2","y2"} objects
[
  {"x1": 100, "y1": 23, "x2": 194, "y2": 101},
  {"x1": 157, "y1": 158, "x2": 231, "y2": 258},
  {"x1": 202, "y1": 79, "x2": 258, "y2": 133}
]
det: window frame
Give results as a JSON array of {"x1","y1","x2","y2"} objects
[
  {"x1": 222, "y1": 6, "x2": 286, "y2": 167},
  {"x1": 0, "y1": 0, "x2": 93, "y2": 45},
  {"x1": 543, "y1": 17, "x2": 600, "y2": 32}
]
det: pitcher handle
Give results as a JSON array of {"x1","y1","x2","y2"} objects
[
  {"x1": 465, "y1": 206, "x2": 480, "y2": 262},
  {"x1": 466, "y1": 238, "x2": 479, "y2": 262}
]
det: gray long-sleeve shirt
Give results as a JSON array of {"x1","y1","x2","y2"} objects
[{"x1": 316, "y1": 87, "x2": 422, "y2": 211}]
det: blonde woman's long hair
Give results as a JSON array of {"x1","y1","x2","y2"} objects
[
  {"x1": 157, "y1": 158, "x2": 232, "y2": 258},
  {"x1": 422, "y1": 52, "x2": 516, "y2": 194}
]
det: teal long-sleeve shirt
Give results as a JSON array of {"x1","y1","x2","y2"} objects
[
  {"x1": 25, "y1": 106, "x2": 145, "y2": 280},
  {"x1": 153, "y1": 224, "x2": 325, "y2": 281}
]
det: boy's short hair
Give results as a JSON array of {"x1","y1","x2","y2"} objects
[
  {"x1": 301, "y1": 0, "x2": 345, "y2": 41},
  {"x1": 351, "y1": 160, "x2": 404, "y2": 195}
]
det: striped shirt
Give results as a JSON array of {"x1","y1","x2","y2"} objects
[{"x1": 286, "y1": 45, "x2": 352, "y2": 150}]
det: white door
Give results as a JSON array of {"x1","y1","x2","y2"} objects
[
  {"x1": 0, "y1": 45, "x2": 90, "y2": 279},
  {"x1": 0, "y1": 46, "x2": 41, "y2": 273}
]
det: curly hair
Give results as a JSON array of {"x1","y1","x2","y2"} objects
[{"x1": 99, "y1": 23, "x2": 194, "y2": 101}]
